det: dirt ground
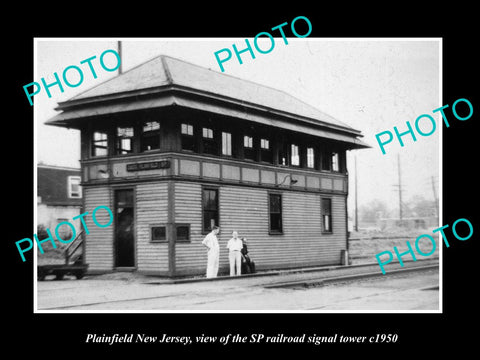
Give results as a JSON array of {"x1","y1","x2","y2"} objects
[
  {"x1": 348, "y1": 227, "x2": 440, "y2": 264},
  {"x1": 36, "y1": 265, "x2": 439, "y2": 311}
]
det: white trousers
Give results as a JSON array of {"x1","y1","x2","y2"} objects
[
  {"x1": 206, "y1": 249, "x2": 219, "y2": 278},
  {"x1": 229, "y1": 251, "x2": 242, "y2": 276}
]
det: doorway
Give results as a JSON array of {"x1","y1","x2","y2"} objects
[{"x1": 114, "y1": 189, "x2": 135, "y2": 268}]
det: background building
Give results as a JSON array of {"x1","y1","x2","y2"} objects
[{"x1": 37, "y1": 164, "x2": 82, "y2": 240}]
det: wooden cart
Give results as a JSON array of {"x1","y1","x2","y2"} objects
[{"x1": 37, "y1": 230, "x2": 88, "y2": 281}]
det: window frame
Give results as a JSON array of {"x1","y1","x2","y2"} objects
[
  {"x1": 181, "y1": 123, "x2": 196, "y2": 152},
  {"x1": 290, "y1": 143, "x2": 300, "y2": 167},
  {"x1": 221, "y1": 131, "x2": 232, "y2": 156},
  {"x1": 321, "y1": 197, "x2": 333, "y2": 234},
  {"x1": 202, "y1": 127, "x2": 218, "y2": 155},
  {"x1": 243, "y1": 135, "x2": 256, "y2": 161},
  {"x1": 149, "y1": 224, "x2": 191, "y2": 243},
  {"x1": 268, "y1": 192, "x2": 283, "y2": 235},
  {"x1": 260, "y1": 137, "x2": 273, "y2": 164},
  {"x1": 140, "y1": 120, "x2": 161, "y2": 152},
  {"x1": 331, "y1": 152, "x2": 340, "y2": 172},
  {"x1": 91, "y1": 130, "x2": 109, "y2": 157},
  {"x1": 202, "y1": 186, "x2": 220, "y2": 234},
  {"x1": 150, "y1": 225, "x2": 167, "y2": 243},
  {"x1": 306, "y1": 147, "x2": 315, "y2": 169},
  {"x1": 67, "y1": 175, "x2": 82, "y2": 198},
  {"x1": 278, "y1": 143, "x2": 289, "y2": 166},
  {"x1": 176, "y1": 224, "x2": 191, "y2": 243},
  {"x1": 115, "y1": 126, "x2": 135, "y2": 155},
  {"x1": 321, "y1": 148, "x2": 332, "y2": 171}
]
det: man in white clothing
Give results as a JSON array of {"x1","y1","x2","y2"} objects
[
  {"x1": 226, "y1": 231, "x2": 243, "y2": 276},
  {"x1": 202, "y1": 226, "x2": 220, "y2": 278}
]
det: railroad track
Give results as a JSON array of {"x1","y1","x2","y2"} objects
[
  {"x1": 37, "y1": 260, "x2": 439, "y2": 310},
  {"x1": 262, "y1": 262, "x2": 439, "y2": 290}
]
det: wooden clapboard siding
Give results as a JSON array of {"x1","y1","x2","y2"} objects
[
  {"x1": 173, "y1": 182, "x2": 347, "y2": 275},
  {"x1": 280, "y1": 192, "x2": 346, "y2": 267},
  {"x1": 174, "y1": 182, "x2": 206, "y2": 272},
  {"x1": 135, "y1": 182, "x2": 169, "y2": 273},
  {"x1": 84, "y1": 186, "x2": 114, "y2": 272},
  {"x1": 216, "y1": 186, "x2": 267, "y2": 272}
]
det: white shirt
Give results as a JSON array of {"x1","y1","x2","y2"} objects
[
  {"x1": 202, "y1": 232, "x2": 219, "y2": 251},
  {"x1": 227, "y1": 238, "x2": 243, "y2": 252}
]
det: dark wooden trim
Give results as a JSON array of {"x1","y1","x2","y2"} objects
[
  {"x1": 175, "y1": 223, "x2": 191, "y2": 243},
  {"x1": 320, "y1": 196, "x2": 333, "y2": 234},
  {"x1": 267, "y1": 191, "x2": 283, "y2": 235},
  {"x1": 113, "y1": 186, "x2": 137, "y2": 269},
  {"x1": 201, "y1": 185, "x2": 220, "y2": 234},
  {"x1": 149, "y1": 224, "x2": 168, "y2": 243},
  {"x1": 82, "y1": 174, "x2": 349, "y2": 197}
]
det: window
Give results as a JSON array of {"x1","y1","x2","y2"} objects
[
  {"x1": 181, "y1": 123, "x2": 195, "y2": 151},
  {"x1": 321, "y1": 149, "x2": 331, "y2": 171},
  {"x1": 202, "y1": 127, "x2": 217, "y2": 155},
  {"x1": 260, "y1": 138, "x2": 272, "y2": 163},
  {"x1": 332, "y1": 152, "x2": 339, "y2": 172},
  {"x1": 68, "y1": 176, "x2": 82, "y2": 198},
  {"x1": 141, "y1": 121, "x2": 160, "y2": 151},
  {"x1": 290, "y1": 144, "x2": 300, "y2": 166},
  {"x1": 222, "y1": 132, "x2": 232, "y2": 156},
  {"x1": 182, "y1": 123, "x2": 194, "y2": 136},
  {"x1": 269, "y1": 193, "x2": 283, "y2": 233},
  {"x1": 321, "y1": 198, "x2": 332, "y2": 233},
  {"x1": 150, "y1": 225, "x2": 190, "y2": 242},
  {"x1": 115, "y1": 126, "x2": 134, "y2": 155},
  {"x1": 176, "y1": 225, "x2": 190, "y2": 242},
  {"x1": 151, "y1": 226, "x2": 166, "y2": 242},
  {"x1": 92, "y1": 131, "x2": 108, "y2": 157},
  {"x1": 321, "y1": 150, "x2": 340, "y2": 172},
  {"x1": 203, "y1": 188, "x2": 219, "y2": 233},
  {"x1": 244, "y1": 135, "x2": 256, "y2": 161},
  {"x1": 278, "y1": 144, "x2": 288, "y2": 166},
  {"x1": 307, "y1": 147, "x2": 315, "y2": 169},
  {"x1": 203, "y1": 127, "x2": 213, "y2": 138}
]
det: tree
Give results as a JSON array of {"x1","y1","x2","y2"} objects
[{"x1": 359, "y1": 199, "x2": 390, "y2": 223}]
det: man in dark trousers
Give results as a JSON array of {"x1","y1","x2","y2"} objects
[{"x1": 241, "y1": 238, "x2": 255, "y2": 274}]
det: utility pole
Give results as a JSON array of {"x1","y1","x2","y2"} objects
[
  {"x1": 392, "y1": 154, "x2": 404, "y2": 225},
  {"x1": 431, "y1": 176, "x2": 439, "y2": 219},
  {"x1": 117, "y1": 40, "x2": 123, "y2": 75},
  {"x1": 398, "y1": 154, "x2": 402, "y2": 221},
  {"x1": 354, "y1": 155, "x2": 358, "y2": 232}
]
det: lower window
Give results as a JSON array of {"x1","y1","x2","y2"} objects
[
  {"x1": 150, "y1": 224, "x2": 191, "y2": 242},
  {"x1": 269, "y1": 193, "x2": 283, "y2": 233},
  {"x1": 321, "y1": 198, "x2": 332, "y2": 233}
]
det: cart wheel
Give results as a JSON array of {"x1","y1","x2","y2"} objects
[
  {"x1": 54, "y1": 272, "x2": 64, "y2": 280},
  {"x1": 75, "y1": 271, "x2": 85, "y2": 280}
]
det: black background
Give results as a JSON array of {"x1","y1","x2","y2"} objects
[{"x1": 6, "y1": 5, "x2": 478, "y2": 355}]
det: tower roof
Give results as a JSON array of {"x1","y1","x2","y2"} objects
[{"x1": 46, "y1": 54, "x2": 368, "y2": 148}]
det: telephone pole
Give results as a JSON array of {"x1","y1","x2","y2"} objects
[
  {"x1": 117, "y1": 40, "x2": 123, "y2": 75},
  {"x1": 392, "y1": 154, "x2": 404, "y2": 224},
  {"x1": 431, "y1": 176, "x2": 439, "y2": 219},
  {"x1": 398, "y1": 154, "x2": 403, "y2": 221}
]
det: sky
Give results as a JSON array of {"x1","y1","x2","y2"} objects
[{"x1": 35, "y1": 38, "x2": 441, "y2": 217}]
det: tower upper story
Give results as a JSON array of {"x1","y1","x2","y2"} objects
[{"x1": 45, "y1": 55, "x2": 368, "y2": 191}]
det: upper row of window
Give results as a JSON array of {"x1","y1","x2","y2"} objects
[{"x1": 91, "y1": 121, "x2": 341, "y2": 172}]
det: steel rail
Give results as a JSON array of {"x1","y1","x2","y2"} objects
[{"x1": 263, "y1": 263, "x2": 439, "y2": 289}]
